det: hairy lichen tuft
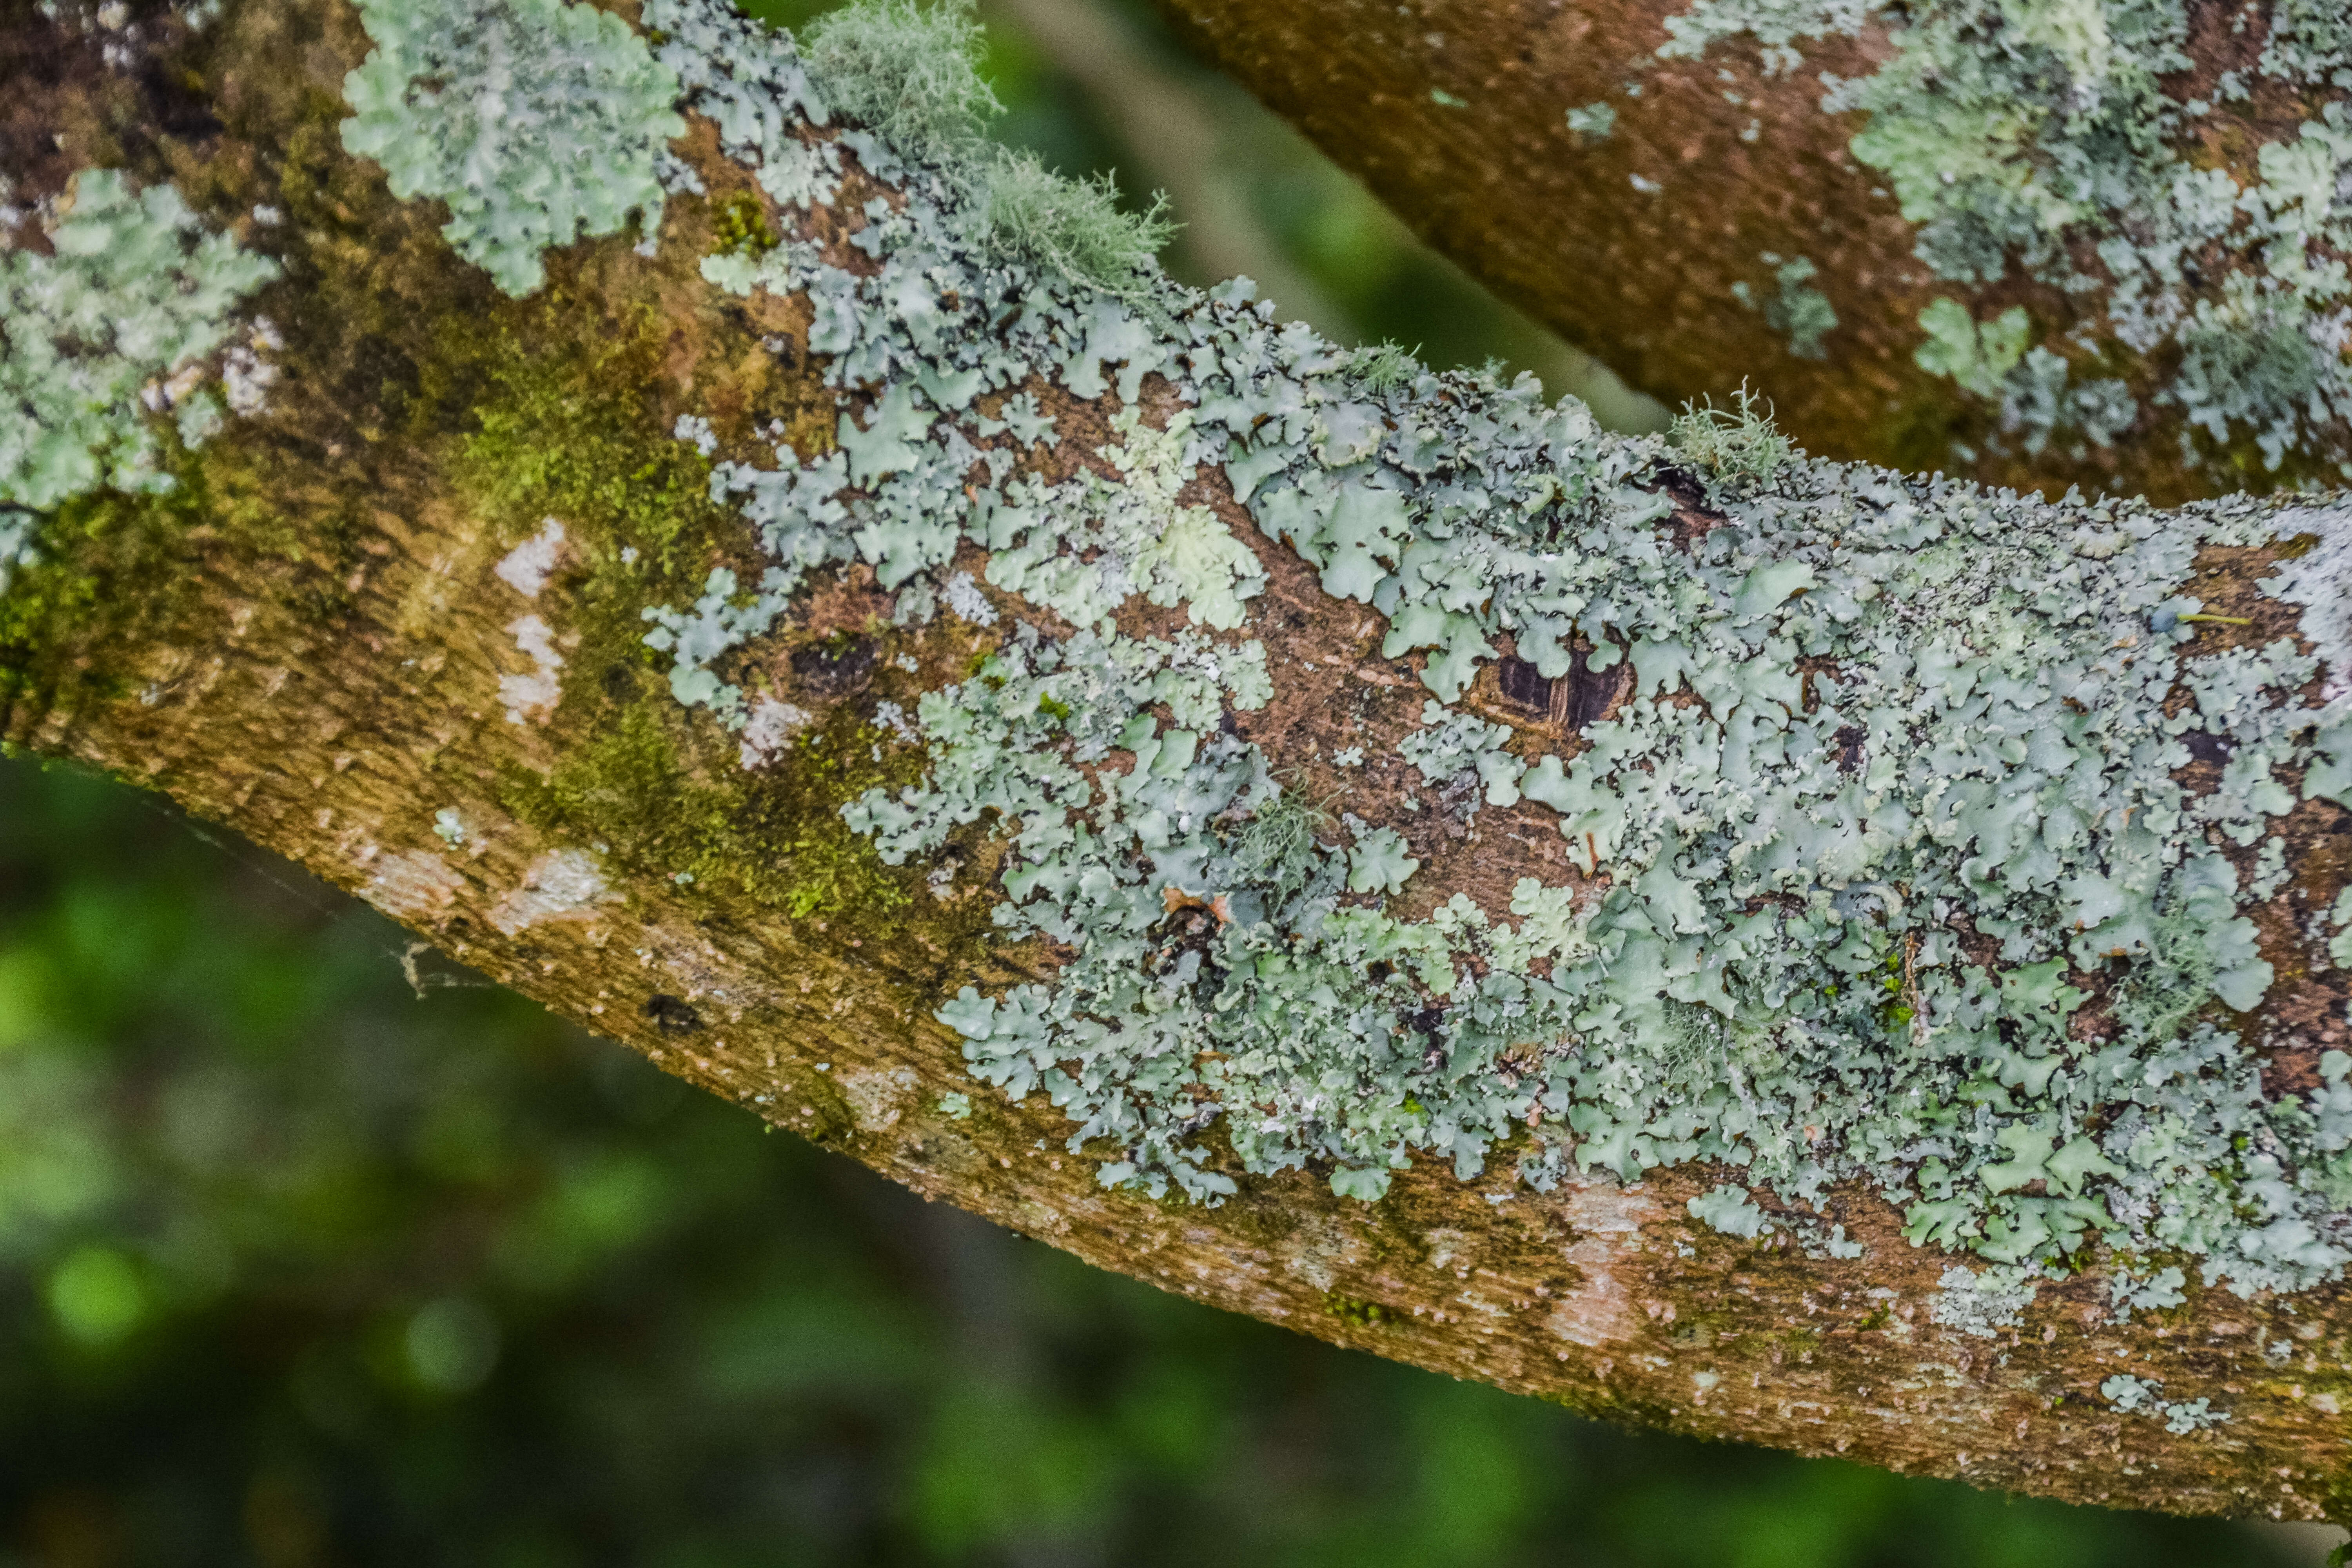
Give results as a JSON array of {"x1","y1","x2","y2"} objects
[
  {"x1": 1668, "y1": 383, "x2": 1795, "y2": 485},
  {"x1": 801, "y1": 0, "x2": 1000, "y2": 158},
  {"x1": 982, "y1": 155, "x2": 1176, "y2": 309}
]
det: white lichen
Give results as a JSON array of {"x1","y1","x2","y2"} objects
[
  {"x1": 494, "y1": 517, "x2": 569, "y2": 599},
  {"x1": 487, "y1": 848, "x2": 610, "y2": 936},
  {"x1": 499, "y1": 613, "x2": 564, "y2": 725},
  {"x1": 738, "y1": 697, "x2": 813, "y2": 768},
  {"x1": 1929, "y1": 1263, "x2": 2041, "y2": 1338},
  {"x1": 367, "y1": 848, "x2": 470, "y2": 921}
]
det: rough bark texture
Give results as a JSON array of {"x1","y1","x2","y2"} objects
[
  {"x1": 3, "y1": 0, "x2": 2350, "y2": 1529},
  {"x1": 1144, "y1": 0, "x2": 2352, "y2": 504}
]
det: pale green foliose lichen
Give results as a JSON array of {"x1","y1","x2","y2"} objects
[
  {"x1": 2101, "y1": 1371, "x2": 2232, "y2": 1432},
  {"x1": 340, "y1": 0, "x2": 685, "y2": 297},
  {"x1": 1929, "y1": 1262, "x2": 2040, "y2": 1337},
  {"x1": 1913, "y1": 298, "x2": 2031, "y2": 402},
  {"x1": 447, "y1": 0, "x2": 2352, "y2": 1309},
  {"x1": 2107, "y1": 1262, "x2": 2186, "y2": 1319},
  {"x1": 1689, "y1": 1182, "x2": 1772, "y2": 1237},
  {"x1": 1731, "y1": 253, "x2": 1837, "y2": 360},
  {"x1": 0, "y1": 169, "x2": 276, "y2": 535},
  {"x1": 1655, "y1": 0, "x2": 2352, "y2": 470},
  {"x1": 1566, "y1": 102, "x2": 1618, "y2": 140},
  {"x1": 1399, "y1": 699, "x2": 1524, "y2": 810}
]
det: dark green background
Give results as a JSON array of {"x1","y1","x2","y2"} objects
[{"x1": 0, "y1": 1, "x2": 2337, "y2": 1561}]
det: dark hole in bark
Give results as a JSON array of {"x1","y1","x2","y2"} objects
[
  {"x1": 1562, "y1": 647, "x2": 1625, "y2": 731},
  {"x1": 791, "y1": 634, "x2": 877, "y2": 696},
  {"x1": 1498, "y1": 657, "x2": 1554, "y2": 715},
  {"x1": 1499, "y1": 648, "x2": 1624, "y2": 730},
  {"x1": 1835, "y1": 725, "x2": 1866, "y2": 773},
  {"x1": 643, "y1": 994, "x2": 703, "y2": 1035},
  {"x1": 2183, "y1": 729, "x2": 2235, "y2": 764}
]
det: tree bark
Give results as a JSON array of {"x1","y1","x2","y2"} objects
[
  {"x1": 1146, "y1": 0, "x2": 2352, "y2": 504},
  {"x1": 3, "y1": 0, "x2": 2350, "y2": 1528}
]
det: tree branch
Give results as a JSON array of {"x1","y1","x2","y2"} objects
[
  {"x1": 1146, "y1": 0, "x2": 2352, "y2": 503},
  {"x1": 3, "y1": 0, "x2": 2349, "y2": 1525}
]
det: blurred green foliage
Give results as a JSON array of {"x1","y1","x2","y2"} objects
[{"x1": 0, "y1": 3, "x2": 2331, "y2": 1563}]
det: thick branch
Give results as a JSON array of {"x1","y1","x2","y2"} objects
[{"x1": 2, "y1": 0, "x2": 2349, "y2": 1526}]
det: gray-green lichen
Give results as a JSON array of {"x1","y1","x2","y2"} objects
[
  {"x1": 1566, "y1": 102, "x2": 1617, "y2": 141},
  {"x1": 1731, "y1": 253, "x2": 1837, "y2": 360},
  {"x1": 2101, "y1": 1370, "x2": 2232, "y2": 1433},
  {"x1": 1669, "y1": 383, "x2": 1797, "y2": 483},
  {"x1": 1655, "y1": 0, "x2": 2352, "y2": 472},
  {"x1": 340, "y1": 0, "x2": 685, "y2": 296},
  {"x1": 0, "y1": 168, "x2": 277, "y2": 551},
  {"x1": 358, "y1": 0, "x2": 2352, "y2": 1321}
]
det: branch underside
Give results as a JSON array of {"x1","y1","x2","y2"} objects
[{"x1": 0, "y1": 0, "x2": 2348, "y2": 1522}]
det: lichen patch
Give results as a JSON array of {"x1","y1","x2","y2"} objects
[
  {"x1": 499, "y1": 613, "x2": 566, "y2": 725},
  {"x1": 493, "y1": 517, "x2": 570, "y2": 599},
  {"x1": 488, "y1": 846, "x2": 611, "y2": 935},
  {"x1": 1548, "y1": 1182, "x2": 1666, "y2": 1349},
  {"x1": 366, "y1": 847, "x2": 470, "y2": 921}
]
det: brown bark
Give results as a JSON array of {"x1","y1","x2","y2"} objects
[
  {"x1": 1142, "y1": 0, "x2": 2310, "y2": 503},
  {"x1": 3, "y1": 0, "x2": 2348, "y2": 1528}
]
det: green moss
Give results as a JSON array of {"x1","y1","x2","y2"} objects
[
  {"x1": 499, "y1": 688, "x2": 919, "y2": 928},
  {"x1": 710, "y1": 189, "x2": 780, "y2": 256},
  {"x1": 459, "y1": 303, "x2": 730, "y2": 583},
  {"x1": 0, "y1": 430, "x2": 361, "y2": 708},
  {"x1": 1323, "y1": 1291, "x2": 1391, "y2": 1329},
  {"x1": 0, "y1": 528, "x2": 107, "y2": 702},
  {"x1": 449, "y1": 298, "x2": 949, "y2": 933}
]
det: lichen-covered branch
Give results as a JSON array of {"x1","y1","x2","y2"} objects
[
  {"x1": 1145, "y1": 0, "x2": 2352, "y2": 503},
  {"x1": 3, "y1": 0, "x2": 2350, "y2": 1525}
]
